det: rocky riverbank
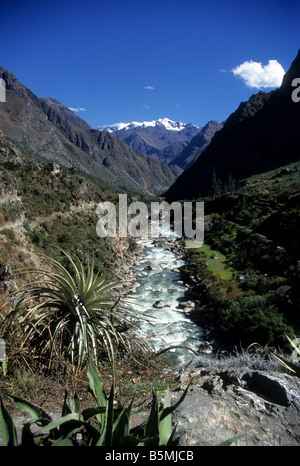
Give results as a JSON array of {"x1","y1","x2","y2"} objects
[
  {"x1": 112, "y1": 240, "x2": 146, "y2": 295},
  {"x1": 162, "y1": 239, "x2": 300, "y2": 446},
  {"x1": 163, "y1": 238, "x2": 222, "y2": 355}
]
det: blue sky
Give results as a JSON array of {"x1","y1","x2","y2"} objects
[{"x1": 1, "y1": 0, "x2": 299, "y2": 128}]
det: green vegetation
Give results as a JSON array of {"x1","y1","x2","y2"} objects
[
  {"x1": 0, "y1": 359, "x2": 190, "y2": 446},
  {"x1": 0, "y1": 229, "x2": 16, "y2": 242},
  {"x1": 185, "y1": 162, "x2": 300, "y2": 349},
  {"x1": 197, "y1": 243, "x2": 234, "y2": 280}
]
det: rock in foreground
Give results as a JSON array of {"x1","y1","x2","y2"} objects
[{"x1": 172, "y1": 365, "x2": 300, "y2": 446}]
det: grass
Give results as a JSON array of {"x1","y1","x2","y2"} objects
[
  {"x1": 0, "y1": 352, "x2": 176, "y2": 420},
  {"x1": 197, "y1": 243, "x2": 234, "y2": 280},
  {"x1": 117, "y1": 374, "x2": 177, "y2": 400}
]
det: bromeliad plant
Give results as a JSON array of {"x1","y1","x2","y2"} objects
[
  {"x1": 271, "y1": 333, "x2": 300, "y2": 377},
  {"x1": 12, "y1": 250, "x2": 148, "y2": 370},
  {"x1": 0, "y1": 359, "x2": 191, "y2": 446}
]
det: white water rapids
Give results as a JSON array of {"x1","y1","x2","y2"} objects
[{"x1": 128, "y1": 227, "x2": 203, "y2": 366}]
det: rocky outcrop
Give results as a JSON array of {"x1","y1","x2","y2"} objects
[{"x1": 172, "y1": 362, "x2": 300, "y2": 446}]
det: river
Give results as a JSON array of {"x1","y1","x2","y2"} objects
[{"x1": 129, "y1": 227, "x2": 203, "y2": 366}]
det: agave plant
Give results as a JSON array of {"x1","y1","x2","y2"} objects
[
  {"x1": 14, "y1": 250, "x2": 148, "y2": 370},
  {"x1": 0, "y1": 359, "x2": 191, "y2": 446}
]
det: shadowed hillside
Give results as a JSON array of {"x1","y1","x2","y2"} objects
[{"x1": 166, "y1": 50, "x2": 300, "y2": 201}]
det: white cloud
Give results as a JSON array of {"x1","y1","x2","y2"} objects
[
  {"x1": 143, "y1": 104, "x2": 150, "y2": 109},
  {"x1": 68, "y1": 107, "x2": 86, "y2": 112},
  {"x1": 232, "y1": 59, "x2": 285, "y2": 88},
  {"x1": 144, "y1": 85, "x2": 155, "y2": 90}
]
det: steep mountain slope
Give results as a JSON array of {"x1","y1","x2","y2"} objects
[
  {"x1": 40, "y1": 97, "x2": 92, "y2": 131},
  {"x1": 0, "y1": 67, "x2": 180, "y2": 195},
  {"x1": 0, "y1": 130, "x2": 146, "y2": 321},
  {"x1": 102, "y1": 118, "x2": 200, "y2": 166},
  {"x1": 170, "y1": 120, "x2": 223, "y2": 170},
  {"x1": 166, "y1": 50, "x2": 300, "y2": 201}
]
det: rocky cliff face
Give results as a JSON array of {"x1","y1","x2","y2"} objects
[
  {"x1": 166, "y1": 50, "x2": 300, "y2": 201},
  {"x1": 0, "y1": 67, "x2": 181, "y2": 195}
]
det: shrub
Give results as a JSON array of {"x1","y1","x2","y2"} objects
[
  {"x1": 27, "y1": 228, "x2": 46, "y2": 246},
  {"x1": 0, "y1": 229, "x2": 16, "y2": 242},
  {"x1": 222, "y1": 295, "x2": 292, "y2": 347}
]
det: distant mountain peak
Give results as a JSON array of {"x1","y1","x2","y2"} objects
[
  {"x1": 99, "y1": 117, "x2": 201, "y2": 166},
  {"x1": 100, "y1": 118, "x2": 199, "y2": 133}
]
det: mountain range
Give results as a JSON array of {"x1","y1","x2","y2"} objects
[
  {"x1": 1, "y1": 50, "x2": 299, "y2": 202},
  {"x1": 101, "y1": 118, "x2": 213, "y2": 167},
  {"x1": 0, "y1": 68, "x2": 181, "y2": 196},
  {"x1": 166, "y1": 50, "x2": 300, "y2": 201},
  {"x1": 102, "y1": 118, "x2": 191, "y2": 132}
]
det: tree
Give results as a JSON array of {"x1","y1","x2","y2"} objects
[{"x1": 210, "y1": 167, "x2": 222, "y2": 198}]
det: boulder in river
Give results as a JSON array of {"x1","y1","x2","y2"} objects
[
  {"x1": 145, "y1": 261, "x2": 159, "y2": 271},
  {"x1": 177, "y1": 300, "x2": 195, "y2": 310},
  {"x1": 153, "y1": 300, "x2": 170, "y2": 308}
]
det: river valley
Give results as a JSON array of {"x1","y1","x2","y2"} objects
[{"x1": 129, "y1": 228, "x2": 203, "y2": 367}]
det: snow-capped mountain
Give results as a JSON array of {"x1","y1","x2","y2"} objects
[
  {"x1": 101, "y1": 118, "x2": 196, "y2": 133},
  {"x1": 99, "y1": 118, "x2": 201, "y2": 166}
]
